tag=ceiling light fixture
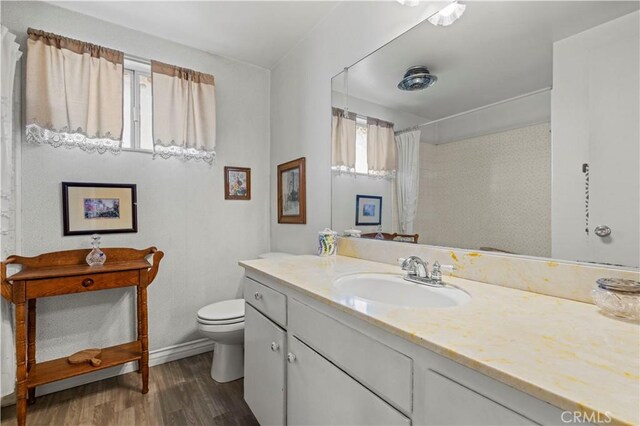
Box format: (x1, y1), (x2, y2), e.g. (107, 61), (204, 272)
(427, 1), (466, 27)
(396, 0), (420, 7)
(397, 66), (438, 91)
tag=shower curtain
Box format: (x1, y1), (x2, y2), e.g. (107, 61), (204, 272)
(395, 130), (421, 233)
(1, 25), (22, 399)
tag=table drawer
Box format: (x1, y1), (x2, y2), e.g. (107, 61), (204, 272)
(244, 277), (287, 327)
(26, 270), (139, 298)
(289, 299), (413, 413)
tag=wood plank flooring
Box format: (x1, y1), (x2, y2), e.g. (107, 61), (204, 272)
(1, 353), (258, 426)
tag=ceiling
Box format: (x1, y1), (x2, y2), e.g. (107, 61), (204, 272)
(332, 1), (639, 121)
(49, 1), (339, 69)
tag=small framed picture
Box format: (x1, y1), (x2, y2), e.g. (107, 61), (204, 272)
(224, 167), (251, 200)
(355, 195), (382, 226)
(62, 182), (137, 236)
(278, 157), (306, 224)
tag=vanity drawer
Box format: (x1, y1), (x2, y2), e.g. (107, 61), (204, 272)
(244, 277), (287, 327)
(26, 270), (139, 298)
(289, 299), (413, 413)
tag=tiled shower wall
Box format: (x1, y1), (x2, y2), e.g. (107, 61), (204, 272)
(416, 123), (551, 257)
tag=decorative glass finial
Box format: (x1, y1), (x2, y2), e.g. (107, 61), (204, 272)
(86, 234), (106, 266)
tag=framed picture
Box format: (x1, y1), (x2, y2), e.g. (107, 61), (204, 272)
(278, 157), (306, 224)
(224, 166), (251, 200)
(62, 182), (137, 236)
(355, 195), (382, 226)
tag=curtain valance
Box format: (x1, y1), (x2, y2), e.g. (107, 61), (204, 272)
(331, 107), (356, 173)
(25, 28), (124, 154)
(151, 60), (216, 164)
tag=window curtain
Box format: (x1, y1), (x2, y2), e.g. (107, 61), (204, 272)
(395, 130), (421, 233)
(151, 61), (216, 164)
(1, 25), (22, 399)
(331, 107), (356, 173)
(25, 28), (124, 154)
(367, 117), (396, 177)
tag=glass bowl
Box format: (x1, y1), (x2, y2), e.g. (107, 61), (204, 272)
(592, 278), (640, 320)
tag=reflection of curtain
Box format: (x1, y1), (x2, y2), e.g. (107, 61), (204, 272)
(151, 60), (216, 164)
(25, 28), (124, 154)
(367, 117), (396, 177)
(331, 108), (356, 173)
(1, 25), (21, 399)
(395, 130), (421, 233)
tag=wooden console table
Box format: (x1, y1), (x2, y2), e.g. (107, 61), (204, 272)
(1, 247), (164, 426)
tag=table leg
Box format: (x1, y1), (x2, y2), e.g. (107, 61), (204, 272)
(27, 299), (36, 404)
(137, 285), (149, 394)
(136, 288), (142, 374)
(15, 289), (27, 426)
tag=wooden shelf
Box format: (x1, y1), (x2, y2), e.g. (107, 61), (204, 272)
(10, 260), (151, 281)
(27, 341), (142, 388)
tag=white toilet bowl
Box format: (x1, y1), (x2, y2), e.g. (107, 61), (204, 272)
(197, 299), (245, 383)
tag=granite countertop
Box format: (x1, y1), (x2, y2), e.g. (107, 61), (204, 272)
(239, 255), (640, 426)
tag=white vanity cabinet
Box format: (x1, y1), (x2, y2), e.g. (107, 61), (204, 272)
(243, 272), (566, 426)
(287, 336), (410, 426)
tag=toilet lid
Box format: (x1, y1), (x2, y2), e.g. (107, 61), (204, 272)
(198, 316), (245, 326)
(197, 299), (245, 321)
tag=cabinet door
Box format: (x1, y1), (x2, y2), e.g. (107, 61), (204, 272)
(423, 370), (536, 425)
(287, 336), (410, 426)
(244, 303), (286, 426)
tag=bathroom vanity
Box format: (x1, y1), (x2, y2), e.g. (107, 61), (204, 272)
(240, 255), (639, 426)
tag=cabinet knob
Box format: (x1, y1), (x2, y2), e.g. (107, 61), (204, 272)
(254, 292), (262, 300)
(594, 225), (612, 237)
(287, 353), (296, 363)
(270, 342), (280, 352)
(81, 278), (94, 288)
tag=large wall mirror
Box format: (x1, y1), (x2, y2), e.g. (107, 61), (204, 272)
(331, 1), (639, 268)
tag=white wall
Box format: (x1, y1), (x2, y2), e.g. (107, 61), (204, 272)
(416, 123), (551, 257)
(551, 11), (639, 267)
(270, 1), (445, 254)
(1, 1), (270, 361)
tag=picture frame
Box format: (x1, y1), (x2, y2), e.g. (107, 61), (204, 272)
(62, 182), (138, 236)
(224, 166), (251, 200)
(277, 157), (306, 224)
(355, 195), (382, 226)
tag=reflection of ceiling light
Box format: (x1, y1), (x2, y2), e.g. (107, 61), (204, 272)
(427, 1), (466, 26)
(396, 0), (420, 7)
(398, 66), (438, 91)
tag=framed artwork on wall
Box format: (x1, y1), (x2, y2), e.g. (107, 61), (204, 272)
(278, 157), (306, 224)
(62, 182), (138, 236)
(224, 166), (251, 200)
(355, 195), (382, 226)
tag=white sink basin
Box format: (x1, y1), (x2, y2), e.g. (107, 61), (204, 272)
(334, 273), (470, 309)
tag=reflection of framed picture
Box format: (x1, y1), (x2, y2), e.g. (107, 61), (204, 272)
(224, 166), (251, 200)
(278, 157), (306, 224)
(62, 182), (137, 236)
(355, 195), (382, 226)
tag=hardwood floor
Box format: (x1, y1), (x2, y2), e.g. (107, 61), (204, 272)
(1, 353), (258, 426)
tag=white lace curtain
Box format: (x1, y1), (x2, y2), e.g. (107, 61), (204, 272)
(151, 61), (216, 164)
(1, 25), (22, 399)
(395, 130), (421, 233)
(367, 117), (396, 177)
(331, 107), (356, 173)
(25, 28), (124, 154)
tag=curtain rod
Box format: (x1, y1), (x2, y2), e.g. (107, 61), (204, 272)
(394, 86), (552, 135)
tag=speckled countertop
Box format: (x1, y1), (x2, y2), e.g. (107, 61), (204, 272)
(240, 255), (640, 426)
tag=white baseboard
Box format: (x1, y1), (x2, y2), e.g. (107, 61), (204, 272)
(0, 338), (215, 406)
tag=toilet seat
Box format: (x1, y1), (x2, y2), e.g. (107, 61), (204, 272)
(197, 299), (244, 323)
(197, 316), (244, 325)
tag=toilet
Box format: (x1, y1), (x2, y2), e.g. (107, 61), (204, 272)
(197, 252), (292, 382)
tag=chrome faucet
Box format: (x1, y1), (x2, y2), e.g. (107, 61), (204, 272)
(400, 257), (452, 287)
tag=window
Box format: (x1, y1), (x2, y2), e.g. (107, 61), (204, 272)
(122, 59), (154, 151)
(355, 116), (368, 174)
